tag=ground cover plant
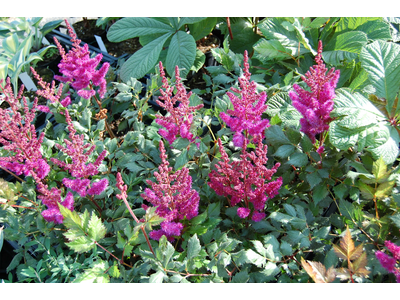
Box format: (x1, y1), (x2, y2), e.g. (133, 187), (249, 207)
(1, 17), (400, 283)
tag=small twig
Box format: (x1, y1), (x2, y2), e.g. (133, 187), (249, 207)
(0, 165), (25, 182)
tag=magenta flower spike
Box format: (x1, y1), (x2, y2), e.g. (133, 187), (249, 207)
(376, 239), (400, 282)
(53, 19), (109, 99)
(0, 78), (50, 180)
(208, 138), (282, 222)
(220, 50), (270, 148)
(289, 40), (340, 144)
(155, 62), (203, 145)
(141, 140), (200, 241)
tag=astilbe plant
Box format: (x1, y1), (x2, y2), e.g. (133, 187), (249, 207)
(141, 140), (200, 241)
(0, 78), (73, 223)
(376, 239), (400, 282)
(220, 50), (269, 148)
(289, 40), (340, 152)
(155, 62), (204, 145)
(208, 51), (282, 221)
(208, 138), (282, 221)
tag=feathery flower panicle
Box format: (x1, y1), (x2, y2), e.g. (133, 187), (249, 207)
(141, 140), (199, 241)
(155, 62), (203, 145)
(220, 51), (269, 148)
(30, 67), (71, 113)
(376, 238), (400, 282)
(0, 78), (74, 224)
(289, 40), (340, 144)
(51, 109), (108, 196)
(53, 19), (109, 99)
(208, 138), (282, 221)
(0, 78), (50, 180)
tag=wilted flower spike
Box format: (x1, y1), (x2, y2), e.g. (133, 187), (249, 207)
(155, 62), (203, 145)
(141, 140), (199, 241)
(220, 50), (269, 147)
(289, 40), (340, 143)
(54, 19), (109, 99)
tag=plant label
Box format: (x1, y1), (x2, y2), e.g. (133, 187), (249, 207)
(19, 72), (37, 92)
(95, 35), (108, 53)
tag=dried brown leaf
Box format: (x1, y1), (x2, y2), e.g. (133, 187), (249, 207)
(332, 244), (347, 260)
(349, 243), (364, 261)
(335, 267), (351, 281)
(340, 228), (355, 257)
(352, 252), (370, 278)
(301, 257), (336, 283)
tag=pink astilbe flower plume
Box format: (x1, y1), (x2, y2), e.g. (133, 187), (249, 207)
(0, 78), (73, 224)
(208, 138), (282, 221)
(155, 62), (203, 145)
(51, 109), (108, 197)
(0, 78), (50, 180)
(220, 50), (270, 148)
(289, 40), (340, 144)
(141, 140), (200, 241)
(53, 19), (109, 99)
(376, 238), (400, 282)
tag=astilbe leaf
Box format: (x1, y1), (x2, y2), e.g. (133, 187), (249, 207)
(301, 257), (336, 283)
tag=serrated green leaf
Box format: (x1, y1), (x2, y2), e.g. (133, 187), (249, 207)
(120, 32), (171, 81)
(265, 125), (292, 146)
(306, 172), (322, 189)
(274, 144), (295, 159)
(187, 234), (201, 260)
(166, 31), (196, 78)
(188, 17), (217, 41)
(107, 17), (173, 42)
(288, 152), (308, 167)
(360, 40), (400, 112)
(87, 213), (107, 242)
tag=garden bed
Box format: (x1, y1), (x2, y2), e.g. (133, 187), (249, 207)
(1, 17), (400, 284)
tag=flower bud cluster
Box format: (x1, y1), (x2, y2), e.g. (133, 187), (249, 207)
(289, 40), (340, 144)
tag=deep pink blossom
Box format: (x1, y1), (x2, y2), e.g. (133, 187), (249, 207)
(220, 50), (269, 147)
(51, 109), (107, 179)
(141, 140), (199, 241)
(289, 40), (340, 143)
(376, 238), (400, 282)
(208, 138), (282, 221)
(155, 62), (203, 145)
(87, 178), (109, 196)
(53, 19), (109, 99)
(0, 78), (50, 180)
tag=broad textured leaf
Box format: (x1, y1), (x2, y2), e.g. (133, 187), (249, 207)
(177, 17), (207, 28)
(188, 17), (217, 41)
(360, 40), (400, 112)
(323, 31), (368, 66)
(120, 32), (171, 81)
(287, 152), (308, 167)
(0, 226), (3, 253)
(258, 18), (309, 58)
(165, 31), (196, 78)
(273, 144), (295, 159)
(330, 88), (399, 164)
(254, 39), (293, 61)
(2, 33), (19, 55)
(266, 92), (302, 128)
(107, 17), (173, 42)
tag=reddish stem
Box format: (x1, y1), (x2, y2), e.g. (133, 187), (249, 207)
(226, 17), (233, 40)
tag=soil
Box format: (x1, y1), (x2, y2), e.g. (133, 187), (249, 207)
(73, 18), (142, 58)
